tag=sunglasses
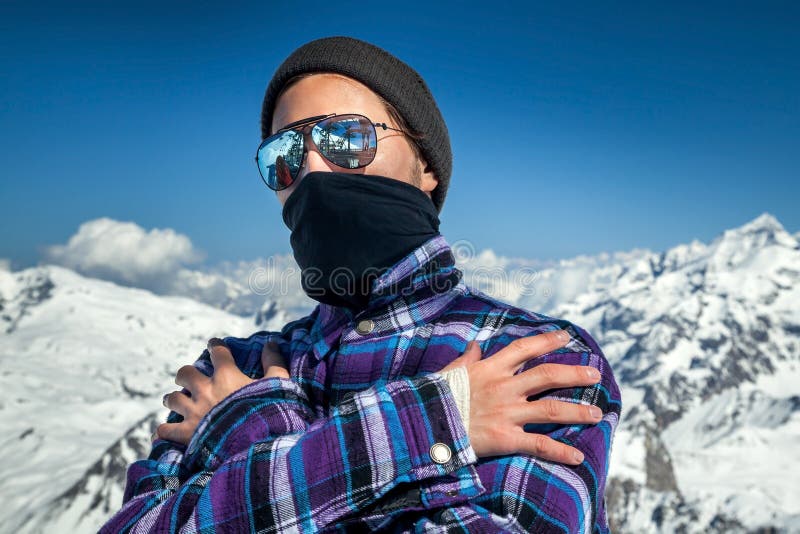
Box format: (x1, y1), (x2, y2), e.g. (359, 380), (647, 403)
(255, 113), (407, 191)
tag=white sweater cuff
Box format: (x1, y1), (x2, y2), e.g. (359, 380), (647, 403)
(436, 366), (470, 433)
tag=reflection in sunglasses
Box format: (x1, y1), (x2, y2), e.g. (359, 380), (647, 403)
(275, 156), (292, 189)
(257, 113), (405, 190)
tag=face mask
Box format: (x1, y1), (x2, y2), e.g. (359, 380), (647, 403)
(282, 171), (441, 310)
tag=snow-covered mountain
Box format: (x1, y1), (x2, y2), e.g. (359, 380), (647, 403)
(553, 213), (800, 532)
(455, 213), (799, 531)
(0, 266), (290, 532)
(1, 213), (798, 533)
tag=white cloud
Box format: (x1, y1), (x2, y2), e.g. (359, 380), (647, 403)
(41, 218), (657, 320)
(44, 218), (203, 293)
(455, 243), (653, 315)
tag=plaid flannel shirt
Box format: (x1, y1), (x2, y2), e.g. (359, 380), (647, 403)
(100, 235), (621, 533)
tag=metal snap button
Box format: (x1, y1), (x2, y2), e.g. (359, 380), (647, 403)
(355, 319), (375, 335)
(430, 442), (452, 464)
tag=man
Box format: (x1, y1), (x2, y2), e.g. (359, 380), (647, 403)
(101, 36), (621, 533)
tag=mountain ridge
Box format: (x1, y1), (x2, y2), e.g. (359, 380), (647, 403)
(1, 213), (798, 533)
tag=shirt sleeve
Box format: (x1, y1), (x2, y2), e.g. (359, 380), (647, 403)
(99, 373), (483, 533)
(115, 376), (313, 508)
(185, 363), (471, 474)
(182, 377), (314, 471)
(479, 322), (622, 533)
(364, 324), (621, 534)
(142, 335), (315, 473)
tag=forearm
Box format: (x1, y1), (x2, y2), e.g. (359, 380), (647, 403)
(102, 373), (482, 532)
(182, 377), (314, 471)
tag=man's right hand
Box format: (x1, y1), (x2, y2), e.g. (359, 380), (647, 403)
(440, 329), (602, 465)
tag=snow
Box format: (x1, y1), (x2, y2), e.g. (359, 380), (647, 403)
(663, 386), (800, 528)
(550, 213), (800, 532)
(608, 386), (647, 485)
(0, 266), (260, 532)
(1, 213), (799, 533)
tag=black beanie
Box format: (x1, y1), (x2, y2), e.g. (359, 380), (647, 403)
(260, 36), (452, 213)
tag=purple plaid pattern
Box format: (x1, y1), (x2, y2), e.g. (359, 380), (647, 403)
(100, 235), (621, 533)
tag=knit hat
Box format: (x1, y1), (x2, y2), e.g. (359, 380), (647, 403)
(260, 36), (452, 213)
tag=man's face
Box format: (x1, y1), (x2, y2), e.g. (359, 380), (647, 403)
(270, 73), (438, 206)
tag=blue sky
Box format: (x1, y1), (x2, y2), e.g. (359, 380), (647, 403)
(1, 1), (798, 269)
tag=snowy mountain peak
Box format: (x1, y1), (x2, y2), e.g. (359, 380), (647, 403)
(736, 212), (785, 234)
(699, 213), (797, 276)
(714, 212), (796, 251)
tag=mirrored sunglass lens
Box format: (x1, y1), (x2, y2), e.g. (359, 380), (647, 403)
(257, 130), (303, 189)
(311, 116), (377, 169)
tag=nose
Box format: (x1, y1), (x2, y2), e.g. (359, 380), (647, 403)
(277, 144), (334, 206)
(277, 134), (358, 206)
(295, 144), (335, 183)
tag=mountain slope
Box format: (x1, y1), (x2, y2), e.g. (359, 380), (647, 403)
(552, 213), (800, 532)
(0, 266), (284, 533)
(1, 213), (798, 533)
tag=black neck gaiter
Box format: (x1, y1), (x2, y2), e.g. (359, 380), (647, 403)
(282, 171), (441, 311)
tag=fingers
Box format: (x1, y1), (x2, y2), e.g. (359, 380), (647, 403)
(155, 422), (192, 446)
(175, 364), (208, 391)
(261, 341), (289, 379)
(514, 363), (601, 397)
(208, 338), (236, 372)
(508, 398), (603, 426)
(513, 431), (586, 465)
(439, 340), (482, 373)
(162, 390), (192, 416)
(496, 330), (570, 374)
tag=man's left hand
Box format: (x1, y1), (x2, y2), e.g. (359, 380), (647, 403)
(154, 339), (289, 445)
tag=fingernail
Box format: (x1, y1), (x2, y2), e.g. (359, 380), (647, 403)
(573, 451), (584, 463)
(208, 338), (226, 350)
(162, 393), (169, 408)
(586, 368), (600, 380)
(556, 329), (570, 342)
(589, 406), (602, 419)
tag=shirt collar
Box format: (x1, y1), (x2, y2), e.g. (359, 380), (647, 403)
(309, 234), (464, 359)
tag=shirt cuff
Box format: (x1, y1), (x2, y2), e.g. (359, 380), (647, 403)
(390, 372), (482, 508)
(379, 373), (478, 482)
